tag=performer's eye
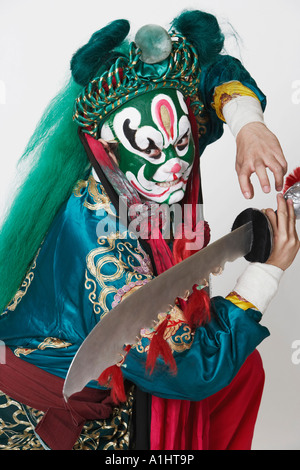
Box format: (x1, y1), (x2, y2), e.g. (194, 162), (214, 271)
(144, 148), (162, 158)
(176, 132), (189, 151)
(143, 140), (162, 159)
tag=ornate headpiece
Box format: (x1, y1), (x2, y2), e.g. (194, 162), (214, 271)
(73, 26), (203, 137)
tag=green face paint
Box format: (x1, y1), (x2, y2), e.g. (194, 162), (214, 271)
(100, 89), (195, 204)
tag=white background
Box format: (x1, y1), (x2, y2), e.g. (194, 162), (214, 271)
(0, 0), (299, 450)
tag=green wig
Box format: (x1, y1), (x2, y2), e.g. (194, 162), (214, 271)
(0, 79), (90, 312)
(0, 10), (225, 313)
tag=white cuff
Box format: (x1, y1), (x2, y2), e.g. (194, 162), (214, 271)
(234, 262), (283, 314)
(222, 96), (265, 138)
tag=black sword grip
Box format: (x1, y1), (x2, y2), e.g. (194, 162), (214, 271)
(231, 208), (272, 263)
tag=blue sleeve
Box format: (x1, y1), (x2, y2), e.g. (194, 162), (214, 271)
(122, 296), (270, 401)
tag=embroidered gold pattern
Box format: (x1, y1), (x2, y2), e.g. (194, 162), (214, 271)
(78, 389), (134, 451)
(73, 178), (88, 197)
(133, 305), (194, 354)
(38, 337), (72, 350)
(85, 232), (153, 317)
(189, 94), (209, 136)
(5, 249), (41, 313)
(74, 174), (116, 215)
(0, 392), (44, 450)
(14, 347), (36, 358)
(14, 337), (72, 358)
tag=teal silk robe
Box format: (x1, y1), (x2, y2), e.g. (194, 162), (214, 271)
(0, 173), (269, 401)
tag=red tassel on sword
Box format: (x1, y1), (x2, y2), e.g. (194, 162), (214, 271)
(183, 284), (211, 330)
(146, 315), (177, 375)
(283, 167), (300, 194)
(98, 365), (126, 404)
(98, 345), (131, 404)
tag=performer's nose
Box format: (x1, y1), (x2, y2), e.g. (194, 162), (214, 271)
(171, 163), (181, 174)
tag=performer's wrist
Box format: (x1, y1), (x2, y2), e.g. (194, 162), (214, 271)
(233, 262), (283, 314)
(223, 95), (265, 139)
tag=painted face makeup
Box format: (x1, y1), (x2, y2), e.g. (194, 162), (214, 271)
(100, 89), (195, 205)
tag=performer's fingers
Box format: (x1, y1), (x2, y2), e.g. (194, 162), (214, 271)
(255, 162), (271, 194)
(276, 193), (289, 234)
(238, 172), (254, 199)
(264, 208), (278, 234)
(287, 198), (298, 238)
(268, 158), (286, 192)
(272, 146), (288, 177)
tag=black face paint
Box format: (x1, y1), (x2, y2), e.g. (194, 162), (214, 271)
(123, 119), (161, 159)
(123, 119), (143, 152)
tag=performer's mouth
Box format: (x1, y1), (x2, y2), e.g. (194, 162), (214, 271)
(156, 176), (186, 188)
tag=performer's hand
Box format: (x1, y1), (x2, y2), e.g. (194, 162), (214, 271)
(265, 193), (300, 271)
(235, 122), (287, 199)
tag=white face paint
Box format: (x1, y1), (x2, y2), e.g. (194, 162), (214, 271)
(101, 90), (195, 204)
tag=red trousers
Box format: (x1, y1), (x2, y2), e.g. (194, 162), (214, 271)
(151, 350), (265, 450)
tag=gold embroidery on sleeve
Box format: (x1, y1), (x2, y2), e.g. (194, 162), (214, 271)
(133, 306), (194, 354)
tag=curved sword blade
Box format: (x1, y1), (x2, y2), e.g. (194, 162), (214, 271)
(63, 222), (253, 400)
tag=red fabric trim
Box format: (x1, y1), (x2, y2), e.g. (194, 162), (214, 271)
(0, 347), (114, 450)
(148, 105), (213, 449)
(150, 351), (265, 450)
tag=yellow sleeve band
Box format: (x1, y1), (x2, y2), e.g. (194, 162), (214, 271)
(226, 291), (258, 311)
(213, 81), (260, 122)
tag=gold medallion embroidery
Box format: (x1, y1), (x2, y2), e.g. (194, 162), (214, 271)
(85, 232), (153, 317)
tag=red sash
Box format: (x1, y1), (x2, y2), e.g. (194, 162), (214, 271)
(0, 347), (114, 450)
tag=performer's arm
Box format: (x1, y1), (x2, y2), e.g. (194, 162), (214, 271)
(121, 192), (299, 402)
(230, 193), (299, 310)
(200, 55), (287, 199)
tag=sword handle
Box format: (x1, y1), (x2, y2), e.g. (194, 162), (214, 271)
(232, 186), (300, 263)
(231, 208), (272, 263)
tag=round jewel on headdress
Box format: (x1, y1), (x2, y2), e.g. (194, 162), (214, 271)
(135, 24), (173, 64)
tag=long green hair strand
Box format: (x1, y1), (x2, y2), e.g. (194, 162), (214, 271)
(0, 78), (90, 312)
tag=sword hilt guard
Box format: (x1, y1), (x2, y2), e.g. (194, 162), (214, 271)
(231, 208), (273, 263)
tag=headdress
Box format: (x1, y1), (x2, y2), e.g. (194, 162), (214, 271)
(73, 31), (202, 137)
(71, 10), (225, 136)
